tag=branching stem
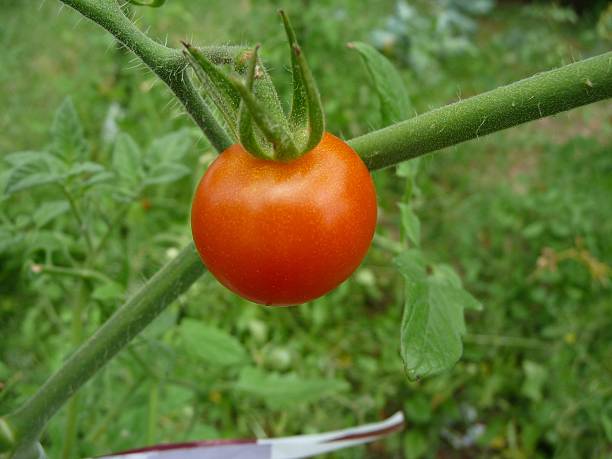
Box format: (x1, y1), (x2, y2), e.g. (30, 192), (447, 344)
(350, 51), (612, 169)
(60, 0), (232, 152)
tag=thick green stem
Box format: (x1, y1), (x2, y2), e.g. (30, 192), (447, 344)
(61, 281), (88, 459)
(60, 0), (232, 152)
(350, 51), (612, 170)
(5, 244), (205, 447)
(10, 441), (45, 459)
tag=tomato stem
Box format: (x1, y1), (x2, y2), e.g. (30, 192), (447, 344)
(350, 51), (612, 169)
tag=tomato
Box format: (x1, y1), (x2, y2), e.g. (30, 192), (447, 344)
(191, 132), (377, 306)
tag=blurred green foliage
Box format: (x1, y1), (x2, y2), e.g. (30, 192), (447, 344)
(1, 1), (611, 458)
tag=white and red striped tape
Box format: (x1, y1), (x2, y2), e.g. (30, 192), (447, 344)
(96, 412), (404, 459)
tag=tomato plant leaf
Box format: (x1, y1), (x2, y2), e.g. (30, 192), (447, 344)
(50, 97), (88, 164)
(429, 264), (462, 288)
(112, 133), (143, 186)
(82, 170), (114, 188)
(33, 201), (70, 228)
(3, 151), (66, 195)
(400, 278), (477, 380)
(65, 162), (106, 177)
(146, 129), (194, 166)
(235, 367), (349, 409)
(4, 151), (52, 167)
(394, 249), (427, 282)
(179, 319), (248, 367)
(5, 164), (62, 195)
(399, 203), (421, 247)
(144, 163), (190, 186)
(349, 41), (412, 126)
(430, 264), (482, 311)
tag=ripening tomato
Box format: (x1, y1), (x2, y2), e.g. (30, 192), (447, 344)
(191, 132), (377, 306)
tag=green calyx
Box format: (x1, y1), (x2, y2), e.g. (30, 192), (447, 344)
(183, 10), (325, 161)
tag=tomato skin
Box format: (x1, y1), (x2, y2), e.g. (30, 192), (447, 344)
(191, 132), (377, 306)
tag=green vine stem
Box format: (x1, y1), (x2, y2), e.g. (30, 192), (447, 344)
(60, 0), (232, 152)
(3, 244), (205, 450)
(0, 0), (610, 454)
(352, 51), (612, 170)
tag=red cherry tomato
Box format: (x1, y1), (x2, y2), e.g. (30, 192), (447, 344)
(191, 132), (377, 306)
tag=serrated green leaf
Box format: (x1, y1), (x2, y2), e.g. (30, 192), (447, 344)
(399, 203), (421, 246)
(144, 163), (190, 186)
(83, 171), (114, 187)
(113, 133), (143, 185)
(430, 264), (463, 288)
(349, 41), (412, 126)
(33, 201), (70, 227)
(179, 319), (248, 367)
(431, 264), (482, 311)
(65, 162), (105, 177)
(401, 278), (478, 379)
(394, 249), (427, 282)
(4, 151), (51, 167)
(5, 161), (63, 195)
(4, 151), (65, 169)
(146, 130), (194, 167)
(51, 97), (88, 164)
(235, 367), (349, 409)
